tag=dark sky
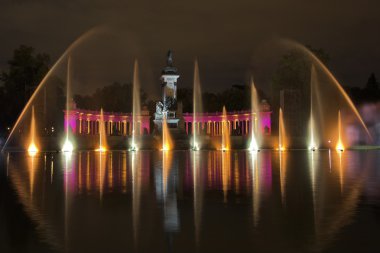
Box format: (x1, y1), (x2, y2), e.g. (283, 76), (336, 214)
(1, 0), (379, 98)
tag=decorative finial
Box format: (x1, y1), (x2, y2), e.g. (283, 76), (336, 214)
(167, 50), (173, 66)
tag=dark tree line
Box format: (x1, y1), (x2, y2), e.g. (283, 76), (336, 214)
(74, 82), (148, 112)
(0, 45), (60, 138)
(177, 85), (268, 113)
(346, 73), (380, 104)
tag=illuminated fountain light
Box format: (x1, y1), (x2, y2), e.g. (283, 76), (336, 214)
(129, 144), (139, 152)
(131, 59), (141, 152)
(309, 66), (318, 151)
(309, 104), (318, 151)
(62, 56), (74, 154)
(221, 106), (230, 152)
(161, 116), (172, 151)
(28, 106), (38, 156)
(96, 108), (107, 152)
(28, 143), (38, 156)
(249, 140), (259, 152)
(96, 146), (107, 152)
(336, 110), (345, 152)
(62, 139), (74, 153)
(280, 39), (372, 143)
(249, 78), (260, 152)
(278, 107), (286, 151)
(192, 142), (200, 151)
(192, 60), (203, 151)
(309, 114), (318, 151)
(2, 27), (104, 152)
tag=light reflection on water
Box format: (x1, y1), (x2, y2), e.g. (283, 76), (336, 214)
(3, 150), (380, 252)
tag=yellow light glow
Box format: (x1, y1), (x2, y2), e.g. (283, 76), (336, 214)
(192, 142), (199, 151)
(130, 145), (139, 152)
(96, 146), (107, 152)
(28, 143), (38, 156)
(249, 140), (259, 151)
(336, 110), (344, 152)
(336, 142), (344, 152)
(308, 145), (318, 151)
(62, 139), (74, 153)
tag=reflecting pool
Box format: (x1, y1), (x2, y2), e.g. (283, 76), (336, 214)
(1, 150), (380, 252)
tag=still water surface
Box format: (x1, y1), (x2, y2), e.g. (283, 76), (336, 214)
(1, 150), (380, 253)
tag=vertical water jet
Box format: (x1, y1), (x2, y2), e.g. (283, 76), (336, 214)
(278, 108), (286, 151)
(162, 117), (173, 151)
(97, 108), (107, 152)
(221, 106), (230, 151)
(2, 27), (105, 152)
(280, 40), (372, 141)
(28, 106), (38, 155)
(336, 110), (344, 152)
(131, 60), (141, 151)
(309, 66), (317, 151)
(192, 60), (203, 150)
(249, 78), (259, 151)
(62, 56), (74, 153)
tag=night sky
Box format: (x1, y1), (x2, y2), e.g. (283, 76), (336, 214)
(0, 0), (379, 97)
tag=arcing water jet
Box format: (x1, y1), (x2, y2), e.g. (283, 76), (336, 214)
(280, 39), (372, 142)
(2, 26), (106, 152)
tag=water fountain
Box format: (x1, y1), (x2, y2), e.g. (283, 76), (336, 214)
(2, 27), (105, 152)
(249, 78), (260, 151)
(28, 106), (38, 155)
(97, 108), (107, 152)
(162, 117), (173, 151)
(130, 60), (141, 151)
(278, 108), (286, 151)
(281, 40), (372, 143)
(1, 33), (375, 155)
(192, 60), (203, 150)
(336, 110), (344, 152)
(221, 106), (230, 151)
(62, 57), (74, 153)
(309, 66), (317, 151)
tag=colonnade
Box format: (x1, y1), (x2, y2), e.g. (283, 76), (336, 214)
(185, 119), (253, 136)
(65, 110), (151, 136)
(77, 119), (142, 136)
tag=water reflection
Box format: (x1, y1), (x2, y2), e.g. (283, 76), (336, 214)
(3, 150), (380, 252)
(191, 151), (203, 247)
